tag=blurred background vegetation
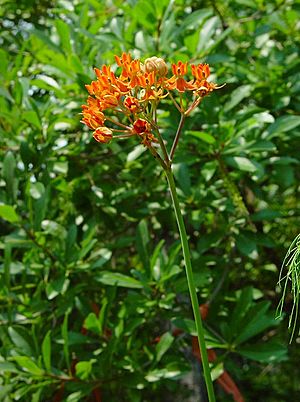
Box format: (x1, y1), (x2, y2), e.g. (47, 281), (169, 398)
(0, 0), (300, 401)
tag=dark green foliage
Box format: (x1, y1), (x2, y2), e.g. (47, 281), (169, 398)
(0, 0), (299, 401)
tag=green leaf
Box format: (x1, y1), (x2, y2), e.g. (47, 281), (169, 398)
(31, 28), (63, 53)
(53, 161), (68, 174)
(171, 318), (197, 336)
(127, 144), (146, 162)
(186, 130), (216, 144)
(115, 317), (124, 338)
(95, 271), (144, 289)
(247, 140), (276, 152)
(3, 151), (17, 202)
(62, 313), (70, 370)
(46, 276), (70, 300)
(0, 362), (19, 373)
(0, 48), (9, 75)
(75, 360), (95, 380)
(90, 248), (112, 269)
(33, 187), (49, 231)
(173, 163), (191, 196)
(266, 115), (300, 138)
(42, 331), (51, 372)
(159, 9), (177, 51)
(29, 182), (45, 200)
(153, 0), (171, 18)
(3, 242), (11, 275)
(150, 239), (165, 281)
(235, 0), (257, 8)
(136, 219), (150, 274)
(78, 238), (97, 260)
(55, 20), (72, 54)
(98, 298), (109, 334)
(211, 362), (224, 381)
(84, 313), (101, 334)
(0, 86), (14, 103)
(13, 356), (44, 376)
(252, 209), (282, 221)
(197, 16), (219, 53)
(229, 287), (253, 338)
(8, 327), (33, 356)
(0, 204), (19, 223)
(145, 363), (183, 382)
(65, 331), (91, 346)
(41, 220), (67, 238)
(269, 156), (299, 165)
(235, 302), (277, 344)
(156, 332), (174, 362)
(224, 85), (252, 112)
(0, 385), (14, 399)
(23, 110), (41, 129)
(239, 342), (287, 362)
(181, 9), (213, 32)
(131, 1), (156, 31)
(3, 151), (16, 178)
(236, 234), (258, 259)
(201, 161), (217, 181)
(20, 141), (36, 169)
(225, 156), (259, 173)
(66, 392), (85, 402)
(32, 388), (43, 402)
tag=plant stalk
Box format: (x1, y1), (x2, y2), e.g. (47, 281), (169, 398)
(164, 167), (216, 402)
(170, 113), (185, 161)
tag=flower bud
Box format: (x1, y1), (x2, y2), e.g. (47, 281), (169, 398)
(93, 127), (113, 143)
(133, 118), (151, 134)
(143, 56), (168, 76)
(124, 96), (140, 113)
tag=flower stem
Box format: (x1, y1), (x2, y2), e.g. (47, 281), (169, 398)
(170, 113), (185, 161)
(164, 167), (216, 402)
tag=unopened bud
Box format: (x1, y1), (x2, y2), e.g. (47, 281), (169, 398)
(143, 56), (168, 76)
(133, 118), (151, 134)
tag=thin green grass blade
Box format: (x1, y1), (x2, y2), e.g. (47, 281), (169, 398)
(277, 234), (300, 342)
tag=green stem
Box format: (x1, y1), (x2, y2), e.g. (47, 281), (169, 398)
(165, 167), (216, 402)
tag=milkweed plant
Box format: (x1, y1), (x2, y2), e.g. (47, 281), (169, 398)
(81, 52), (224, 402)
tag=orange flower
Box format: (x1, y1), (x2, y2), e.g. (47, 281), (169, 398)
(132, 118), (158, 147)
(115, 53), (142, 88)
(166, 61), (193, 92)
(171, 60), (188, 76)
(124, 96), (140, 113)
(115, 52), (132, 67)
(194, 80), (218, 97)
(133, 118), (151, 134)
(190, 63), (221, 96)
(93, 127), (113, 143)
(191, 63), (210, 81)
(98, 66), (129, 94)
(81, 53), (221, 146)
(136, 71), (163, 100)
(136, 71), (155, 88)
(87, 65), (128, 101)
(81, 97), (105, 130)
(99, 93), (120, 110)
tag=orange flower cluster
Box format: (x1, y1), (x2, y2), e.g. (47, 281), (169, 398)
(81, 53), (218, 145)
